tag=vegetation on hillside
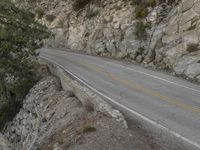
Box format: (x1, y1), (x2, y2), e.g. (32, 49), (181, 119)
(0, 0), (49, 129)
(72, 0), (92, 11)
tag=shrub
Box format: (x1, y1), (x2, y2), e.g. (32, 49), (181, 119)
(86, 8), (99, 19)
(145, 21), (152, 29)
(35, 7), (44, 19)
(72, 0), (91, 11)
(130, 0), (159, 6)
(58, 18), (65, 28)
(128, 0), (160, 18)
(0, 101), (21, 130)
(135, 5), (149, 19)
(186, 43), (200, 53)
(138, 47), (145, 53)
(147, 0), (157, 7)
(135, 21), (147, 40)
(45, 14), (56, 22)
(82, 125), (96, 133)
(0, 0), (49, 130)
(131, 0), (141, 5)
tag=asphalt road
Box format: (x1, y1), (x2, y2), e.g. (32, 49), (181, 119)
(40, 48), (200, 149)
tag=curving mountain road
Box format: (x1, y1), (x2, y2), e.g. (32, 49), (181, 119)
(40, 48), (200, 149)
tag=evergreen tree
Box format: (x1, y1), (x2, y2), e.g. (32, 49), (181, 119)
(0, 0), (49, 129)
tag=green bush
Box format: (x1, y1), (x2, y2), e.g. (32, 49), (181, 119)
(86, 8), (99, 19)
(82, 125), (96, 133)
(0, 0), (49, 130)
(135, 5), (149, 19)
(35, 7), (44, 19)
(135, 21), (147, 40)
(0, 101), (21, 130)
(130, 0), (159, 7)
(147, 0), (157, 7)
(138, 46), (145, 53)
(58, 18), (65, 28)
(72, 0), (91, 11)
(131, 0), (141, 5)
(45, 14), (56, 22)
(127, 0), (160, 19)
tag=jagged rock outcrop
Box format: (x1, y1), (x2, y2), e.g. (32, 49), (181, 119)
(2, 75), (162, 150)
(0, 134), (12, 150)
(16, 0), (200, 82)
(153, 0), (200, 82)
(3, 76), (62, 150)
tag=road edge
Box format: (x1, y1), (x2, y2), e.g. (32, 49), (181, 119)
(39, 55), (200, 150)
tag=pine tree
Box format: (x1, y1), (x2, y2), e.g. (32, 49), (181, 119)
(0, 0), (49, 129)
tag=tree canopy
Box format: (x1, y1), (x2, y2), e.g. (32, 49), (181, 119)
(0, 0), (49, 129)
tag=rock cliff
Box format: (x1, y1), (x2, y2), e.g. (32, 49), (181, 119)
(2, 75), (170, 150)
(16, 0), (200, 82)
(0, 134), (12, 150)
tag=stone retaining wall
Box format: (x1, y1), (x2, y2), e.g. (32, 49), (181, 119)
(39, 58), (128, 128)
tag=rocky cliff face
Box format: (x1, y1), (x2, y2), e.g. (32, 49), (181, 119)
(0, 134), (12, 150)
(2, 75), (169, 150)
(17, 0), (200, 82)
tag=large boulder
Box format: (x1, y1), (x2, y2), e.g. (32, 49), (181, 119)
(174, 53), (200, 80)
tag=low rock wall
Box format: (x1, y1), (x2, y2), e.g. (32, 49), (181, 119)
(39, 58), (128, 128)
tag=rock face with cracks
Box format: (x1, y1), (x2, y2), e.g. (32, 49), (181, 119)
(0, 134), (12, 150)
(16, 0), (200, 83)
(1, 67), (192, 150)
(1, 75), (158, 150)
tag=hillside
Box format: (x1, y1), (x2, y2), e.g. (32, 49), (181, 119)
(2, 67), (185, 150)
(15, 0), (200, 83)
(1, 1), (200, 149)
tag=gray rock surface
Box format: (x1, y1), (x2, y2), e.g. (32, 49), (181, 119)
(2, 75), (167, 150)
(4, 76), (61, 150)
(174, 52), (200, 80)
(0, 134), (12, 150)
(15, 0), (200, 82)
(13, 0), (200, 82)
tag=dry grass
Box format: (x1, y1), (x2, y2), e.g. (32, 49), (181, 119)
(82, 125), (96, 133)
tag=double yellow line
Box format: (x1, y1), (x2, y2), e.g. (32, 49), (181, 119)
(68, 56), (200, 113)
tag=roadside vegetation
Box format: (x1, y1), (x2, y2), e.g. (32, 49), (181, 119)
(186, 43), (200, 53)
(0, 0), (49, 130)
(72, 0), (92, 11)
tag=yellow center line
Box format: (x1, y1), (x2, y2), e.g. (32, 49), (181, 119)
(68, 57), (200, 113)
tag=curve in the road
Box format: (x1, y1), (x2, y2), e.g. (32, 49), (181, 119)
(40, 48), (200, 149)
